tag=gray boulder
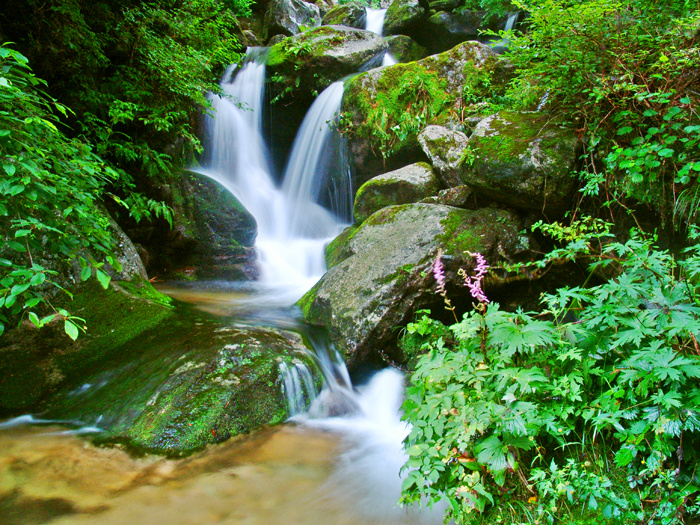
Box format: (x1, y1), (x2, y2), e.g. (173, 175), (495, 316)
(385, 35), (428, 63)
(465, 111), (580, 216)
(264, 0), (321, 41)
(418, 125), (469, 187)
(420, 10), (486, 54)
(384, 0), (428, 39)
(353, 162), (441, 223)
(321, 2), (367, 28)
(299, 203), (530, 365)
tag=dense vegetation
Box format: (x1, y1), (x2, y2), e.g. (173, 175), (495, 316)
(399, 0), (700, 523)
(0, 0), (249, 337)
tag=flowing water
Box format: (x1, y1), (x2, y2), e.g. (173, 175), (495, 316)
(0, 36), (446, 525)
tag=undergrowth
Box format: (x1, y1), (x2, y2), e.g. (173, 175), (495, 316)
(400, 222), (700, 524)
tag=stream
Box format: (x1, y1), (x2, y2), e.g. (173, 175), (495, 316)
(0, 11), (449, 524)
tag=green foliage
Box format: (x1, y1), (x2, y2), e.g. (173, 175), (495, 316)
(0, 44), (120, 338)
(400, 226), (700, 524)
(5, 0), (244, 226)
(505, 0), (700, 227)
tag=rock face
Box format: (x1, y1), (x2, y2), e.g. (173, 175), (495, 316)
(418, 125), (469, 187)
(353, 162), (441, 223)
(321, 2), (367, 28)
(384, 0), (428, 39)
(264, 0), (321, 41)
(421, 10), (486, 54)
(342, 40), (505, 186)
(464, 111), (580, 216)
(169, 172), (258, 280)
(299, 203), (530, 365)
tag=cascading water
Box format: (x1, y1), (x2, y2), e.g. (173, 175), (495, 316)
(365, 7), (398, 66)
(196, 49), (348, 303)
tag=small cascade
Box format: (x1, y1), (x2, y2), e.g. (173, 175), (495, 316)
(365, 8), (387, 35)
(279, 361), (317, 416)
(490, 11), (520, 53)
(196, 49), (349, 302)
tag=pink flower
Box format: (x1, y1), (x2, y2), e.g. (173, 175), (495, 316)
(433, 249), (447, 296)
(462, 252), (490, 305)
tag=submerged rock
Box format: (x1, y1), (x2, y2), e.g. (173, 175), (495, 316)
(264, 0), (321, 41)
(299, 203), (530, 365)
(39, 308), (312, 456)
(353, 162), (441, 223)
(465, 111), (580, 216)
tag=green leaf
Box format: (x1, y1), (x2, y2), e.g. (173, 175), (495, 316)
(24, 297), (42, 308)
(14, 229), (32, 238)
(615, 445), (637, 467)
(28, 311), (40, 328)
(3, 163), (15, 176)
(96, 269), (111, 290)
(81, 266), (92, 281)
(64, 319), (79, 341)
(0, 258), (12, 267)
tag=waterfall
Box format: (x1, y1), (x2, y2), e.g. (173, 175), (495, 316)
(196, 49), (348, 303)
(365, 8), (387, 35)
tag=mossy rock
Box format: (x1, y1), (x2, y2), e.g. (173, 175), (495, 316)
(418, 125), (469, 187)
(264, 0), (321, 41)
(267, 25), (387, 106)
(166, 171), (257, 280)
(299, 203), (531, 365)
(384, 0), (429, 39)
(353, 162), (441, 223)
(0, 279), (174, 414)
(420, 10), (492, 54)
(321, 2), (367, 28)
(464, 111), (581, 216)
(342, 40), (507, 187)
(39, 304), (314, 456)
(385, 35), (428, 63)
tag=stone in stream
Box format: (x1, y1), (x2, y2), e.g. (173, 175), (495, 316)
(321, 2), (368, 29)
(299, 202), (532, 366)
(263, 0), (321, 41)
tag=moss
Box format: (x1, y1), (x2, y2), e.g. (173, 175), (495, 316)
(297, 279), (324, 319)
(324, 225), (358, 268)
(439, 208), (515, 256)
(343, 61), (452, 160)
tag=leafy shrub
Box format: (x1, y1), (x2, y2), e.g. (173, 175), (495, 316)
(505, 0), (700, 227)
(400, 226), (700, 524)
(0, 45), (120, 338)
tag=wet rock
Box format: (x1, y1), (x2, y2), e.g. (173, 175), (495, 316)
(385, 35), (428, 63)
(384, 0), (428, 39)
(321, 2), (367, 28)
(168, 172), (258, 281)
(40, 311), (312, 456)
(264, 0), (321, 41)
(464, 111), (581, 216)
(353, 162), (441, 223)
(299, 203), (531, 365)
(418, 125), (469, 187)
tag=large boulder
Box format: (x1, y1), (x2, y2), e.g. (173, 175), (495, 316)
(299, 203), (530, 365)
(342, 40), (506, 186)
(464, 111), (580, 216)
(419, 10), (491, 55)
(385, 35), (428, 63)
(321, 2), (367, 28)
(267, 25), (387, 163)
(353, 162), (441, 223)
(166, 172), (258, 280)
(264, 0), (321, 41)
(418, 125), (469, 187)
(42, 314), (312, 455)
(384, 0), (428, 39)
